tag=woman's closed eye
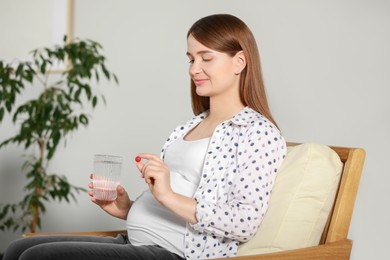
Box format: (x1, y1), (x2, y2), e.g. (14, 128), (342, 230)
(200, 55), (213, 62)
(188, 57), (212, 64)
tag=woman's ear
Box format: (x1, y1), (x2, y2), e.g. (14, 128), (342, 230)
(234, 51), (247, 75)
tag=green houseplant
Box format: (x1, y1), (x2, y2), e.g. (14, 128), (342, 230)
(0, 36), (118, 233)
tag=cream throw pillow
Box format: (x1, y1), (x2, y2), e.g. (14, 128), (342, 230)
(237, 143), (343, 255)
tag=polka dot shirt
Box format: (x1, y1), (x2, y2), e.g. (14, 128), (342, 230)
(161, 107), (287, 259)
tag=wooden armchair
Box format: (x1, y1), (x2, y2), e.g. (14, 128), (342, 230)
(24, 143), (365, 260)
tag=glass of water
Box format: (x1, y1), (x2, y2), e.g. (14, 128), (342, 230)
(93, 154), (122, 201)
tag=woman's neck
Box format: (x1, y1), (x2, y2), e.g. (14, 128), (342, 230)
(206, 80), (245, 122)
(207, 90), (245, 122)
(207, 97), (245, 123)
(184, 97), (244, 141)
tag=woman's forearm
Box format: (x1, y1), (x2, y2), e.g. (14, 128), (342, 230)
(159, 192), (198, 224)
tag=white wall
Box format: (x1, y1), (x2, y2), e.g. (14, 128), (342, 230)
(1, 0), (389, 259)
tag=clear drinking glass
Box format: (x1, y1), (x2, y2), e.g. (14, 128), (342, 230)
(93, 154), (122, 201)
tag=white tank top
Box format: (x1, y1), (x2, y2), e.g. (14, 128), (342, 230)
(127, 136), (210, 257)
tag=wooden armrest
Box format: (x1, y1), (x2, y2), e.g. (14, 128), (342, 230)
(23, 230), (127, 238)
(213, 240), (352, 260)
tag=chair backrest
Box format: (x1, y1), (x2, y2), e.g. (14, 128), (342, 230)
(322, 145), (365, 244)
(288, 143), (366, 244)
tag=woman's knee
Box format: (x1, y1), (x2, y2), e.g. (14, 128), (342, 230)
(18, 244), (48, 260)
(3, 238), (30, 260)
(18, 243), (67, 260)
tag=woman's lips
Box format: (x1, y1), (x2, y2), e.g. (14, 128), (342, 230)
(193, 79), (208, 85)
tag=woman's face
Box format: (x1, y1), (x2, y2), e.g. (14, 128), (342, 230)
(186, 34), (243, 99)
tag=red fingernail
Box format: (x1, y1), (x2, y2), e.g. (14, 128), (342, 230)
(135, 156), (141, 162)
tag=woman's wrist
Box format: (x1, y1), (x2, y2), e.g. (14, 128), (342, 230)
(157, 191), (175, 206)
(160, 192), (198, 224)
(119, 199), (133, 220)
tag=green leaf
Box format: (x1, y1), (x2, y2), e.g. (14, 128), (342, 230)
(24, 69), (34, 83)
(94, 69), (100, 82)
(101, 64), (110, 80)
(0, 107), (4, 121)
(51, 131), (61, 148)
(16, 63), (24, 76)
(5, 100), (12, 112)
(113, 74), (119, 84)
(79, 114), (88, 125)
(84, 85), (92, 100)
(0, 204), (10, 219)
(92, 96), (97, 108)
(40, 61), (46, 74)
(74, 88), (82, 102)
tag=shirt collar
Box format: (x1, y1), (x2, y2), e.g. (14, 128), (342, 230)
(228, 106), (258, 126)
(194, 106), (258, 127)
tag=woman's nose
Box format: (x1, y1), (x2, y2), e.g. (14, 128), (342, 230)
(189, 62), (202, 76)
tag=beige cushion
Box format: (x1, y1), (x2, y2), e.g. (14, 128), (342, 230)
(237, 143), (343, 255)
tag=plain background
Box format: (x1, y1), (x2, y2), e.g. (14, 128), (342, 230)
(1, 0), (389, 259)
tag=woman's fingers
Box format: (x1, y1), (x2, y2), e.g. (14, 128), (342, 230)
(135, 153), (164, 177)
(88, 174), (94, 198)
(134, 154), (163, 183)
(136, 153), (161, 161)
(133, 153), (172, 202)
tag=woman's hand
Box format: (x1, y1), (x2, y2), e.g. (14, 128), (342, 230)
(89, 174), (132, 220)
(135, 154), (173, 204)
(135, 154), (198, 224)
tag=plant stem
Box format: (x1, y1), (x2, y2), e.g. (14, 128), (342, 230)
(30, 138), (45, 233)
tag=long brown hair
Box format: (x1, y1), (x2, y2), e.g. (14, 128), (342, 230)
(187, 14), (279, 128)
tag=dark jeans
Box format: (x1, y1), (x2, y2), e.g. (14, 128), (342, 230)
(3, 234), (184, 260)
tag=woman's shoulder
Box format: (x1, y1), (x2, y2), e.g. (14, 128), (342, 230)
(233, 107), (279, 131)
(243, 108), (287, 151)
